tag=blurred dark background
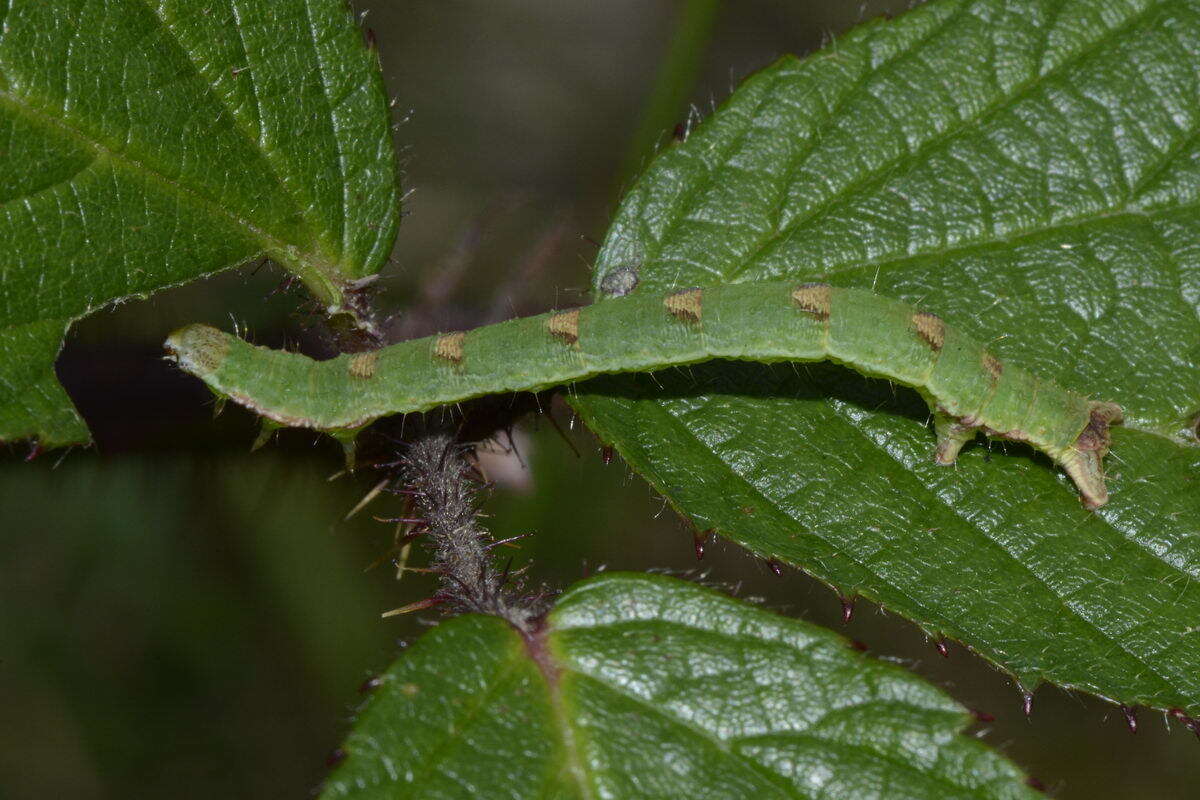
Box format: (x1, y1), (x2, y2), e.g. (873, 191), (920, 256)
(3, 2), (1198, 798)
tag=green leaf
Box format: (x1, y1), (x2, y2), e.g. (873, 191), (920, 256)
(571, 0), (1200, 716)
(0, 0), (399, 446)
(322, 573), (1040, 799)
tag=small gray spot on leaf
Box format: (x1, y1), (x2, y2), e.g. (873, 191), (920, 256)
(599, 265), (639, 297)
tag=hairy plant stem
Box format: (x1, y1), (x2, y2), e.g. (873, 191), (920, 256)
(400, 430), (548, 632)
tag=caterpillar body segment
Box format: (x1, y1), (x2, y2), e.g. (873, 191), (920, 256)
(165, 281), (1121, 507)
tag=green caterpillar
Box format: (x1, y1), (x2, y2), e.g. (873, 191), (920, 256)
(165, 281), (1123, 508)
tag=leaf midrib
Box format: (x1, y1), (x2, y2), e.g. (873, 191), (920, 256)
(0, 88), (273, 246)
(0, 80), (346, 308)
(524, 625), (596, 800)
(297, 0), (351, 262)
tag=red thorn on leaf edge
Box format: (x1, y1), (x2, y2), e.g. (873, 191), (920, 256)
(1169, 708), (1200, 739)
(765, 558), (783, 576)
(1022, 690), (1034, 718)
(25, 440), (42, 462)
(971, 708), (996, 723)
(848, 639), (868, 652)
(693, 529), (711, 561)
(1121, 705), (1137, 734)
(935, 638), (950, 658)
(839, 595), (855, 625)
(325, 748), (348, 769)
(1025, 776), (1046, 793)
(358, 675), (383, 694)
(265, 274), (298, 298)
(600, 445), (614, 465)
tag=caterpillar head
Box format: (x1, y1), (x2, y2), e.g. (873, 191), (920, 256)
(1062, 401), (1124, 510)
(164, 324), (230, 377)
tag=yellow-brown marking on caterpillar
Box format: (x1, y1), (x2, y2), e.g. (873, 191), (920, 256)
(433, 332), (466, 364)
(912, 312), (945, 352)
(791, 283), (832, 321)
(547, 309), (581, 346)
(982, 352), (1003, 382)
(348, 351), (379, 379)
(664, 288), (703, 323)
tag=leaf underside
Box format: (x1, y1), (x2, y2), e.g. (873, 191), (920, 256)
(322, 573), (1040, 800)
(0, 0), (399, 446)
(570, 0), (1200, 716)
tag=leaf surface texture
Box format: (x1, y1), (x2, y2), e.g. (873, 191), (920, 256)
(323, 573), (1039, 800)
(570, 0), (1200, 715)
(0, 0), (399, 444)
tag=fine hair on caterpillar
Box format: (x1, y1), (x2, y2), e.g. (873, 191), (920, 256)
(165, 280), (1123, 508)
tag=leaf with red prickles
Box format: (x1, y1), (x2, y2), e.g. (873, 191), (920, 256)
(571, 0), (1200, 720)
(324, 573), (1043, 798)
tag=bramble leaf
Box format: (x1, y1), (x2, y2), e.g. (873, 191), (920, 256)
(0, 0), (399, 446)
(572, 0), (1200, 717)
(323, 573), (1040, 800)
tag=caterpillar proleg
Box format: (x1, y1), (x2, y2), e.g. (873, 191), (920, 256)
(165, 281), (1122, 508)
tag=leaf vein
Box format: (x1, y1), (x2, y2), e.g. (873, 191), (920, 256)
(732, 0), (1170, 279)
